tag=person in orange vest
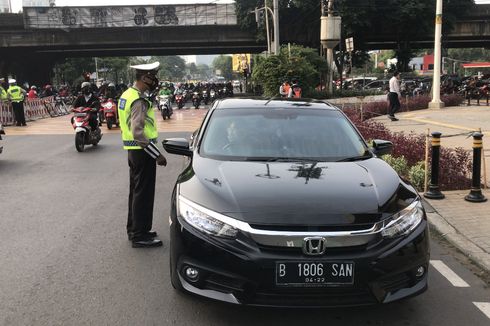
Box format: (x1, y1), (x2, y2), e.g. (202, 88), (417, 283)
(279, 80), (290, 97)
(288, 79), (302, 98)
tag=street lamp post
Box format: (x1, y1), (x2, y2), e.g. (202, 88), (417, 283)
(429, 0), (445, 109)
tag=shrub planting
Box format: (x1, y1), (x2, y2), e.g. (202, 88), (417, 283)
(345, 94), (464, 122)
(344, 109), (472, 191)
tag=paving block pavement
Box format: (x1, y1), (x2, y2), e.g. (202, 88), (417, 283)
(423, 191), (490, 273)
(373, 105), (490, 273)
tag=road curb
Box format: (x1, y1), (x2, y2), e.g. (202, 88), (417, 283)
(426, 210), (490, 273)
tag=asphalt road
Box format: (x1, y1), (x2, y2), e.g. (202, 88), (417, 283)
(1, 133), (490, 326)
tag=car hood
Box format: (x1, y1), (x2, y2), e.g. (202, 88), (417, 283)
(178, 157), (417, 226)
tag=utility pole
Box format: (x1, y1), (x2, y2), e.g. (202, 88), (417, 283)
(273, 0), (280, 55)
(321, 0), (341, 95)
(429, 0), (445, 109)
(264, 1), (271, 55)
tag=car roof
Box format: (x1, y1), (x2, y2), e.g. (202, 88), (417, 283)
(214, 98), (339, 111)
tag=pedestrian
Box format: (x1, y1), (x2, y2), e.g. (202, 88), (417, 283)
(388, 71), (401, 121)
(119, 62), (167, 248)
(7, 79), (27, 126)
(288, 79), (302, 98)
(279, 80), (290, 97)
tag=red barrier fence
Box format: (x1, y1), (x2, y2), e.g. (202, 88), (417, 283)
(0, 101), (14, 125)
(0, 96), (63, 126)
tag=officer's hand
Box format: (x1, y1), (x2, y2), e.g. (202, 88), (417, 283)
(156, 155), (167, 166)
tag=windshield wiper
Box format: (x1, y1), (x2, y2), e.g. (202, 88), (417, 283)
(245, 157), (322, 163)
(336, 154), (372, 162)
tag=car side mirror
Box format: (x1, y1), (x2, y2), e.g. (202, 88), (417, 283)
(163, 138), (193, 157)
(372, 139), (393, 156)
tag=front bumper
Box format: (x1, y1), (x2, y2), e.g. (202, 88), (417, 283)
(171, 218), (430, 307)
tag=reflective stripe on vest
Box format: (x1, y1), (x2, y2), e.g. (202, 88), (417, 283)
(119, 87), (158, 150)
(7, 86), (24, 102)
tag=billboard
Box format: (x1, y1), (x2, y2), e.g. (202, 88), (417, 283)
(232, 54), (251, 73)
(23, 4), (237, 29)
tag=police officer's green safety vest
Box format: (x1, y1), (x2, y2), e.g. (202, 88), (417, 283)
(0, 87), (7, 101)
(7, 85), (24, 102)
(118, 87), (158, 150)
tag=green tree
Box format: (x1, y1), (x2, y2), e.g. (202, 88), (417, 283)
(252, 44), (328, 97)
(150, 55), (186, 81)
(196, 64), (211, 80)
(236, 0), (475, 72)
(212, 55), (233, 80)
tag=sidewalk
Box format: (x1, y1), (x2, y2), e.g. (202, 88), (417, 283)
(375, 105), (490, 274)
(424, 191), (490, 273)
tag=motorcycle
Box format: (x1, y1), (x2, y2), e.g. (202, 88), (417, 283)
(101, 98), (118, 129)
(71, 107), (103, 152)
(0, 123), (5, 155)
(98, 105), (105, 126)
(192, 91), (201, 109)
(174, 93), (185, 110)
(201, 90), (209, 105)
(209, 89), (217, 103)
(158, 94), (173, 120)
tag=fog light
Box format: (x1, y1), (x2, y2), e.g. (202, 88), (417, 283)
(185, 266), (200, 281)
(416, 266), (425, 278)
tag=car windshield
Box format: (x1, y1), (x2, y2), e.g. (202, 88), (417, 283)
(200, 108), (369, 162)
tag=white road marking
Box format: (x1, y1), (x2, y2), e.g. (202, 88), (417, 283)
(430, 260), (470, 287)
(474, 302), (490, 320)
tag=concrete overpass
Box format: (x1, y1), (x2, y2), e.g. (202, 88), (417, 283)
(0, 4), (489, 84)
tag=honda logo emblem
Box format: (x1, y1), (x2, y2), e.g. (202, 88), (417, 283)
(303, 237), (327, 256)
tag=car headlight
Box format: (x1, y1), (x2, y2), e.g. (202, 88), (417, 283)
(381, 200), (424, 238)
(178, 196), (239, 238)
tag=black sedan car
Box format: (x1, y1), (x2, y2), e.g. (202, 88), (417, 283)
(163, 98), (429, 307)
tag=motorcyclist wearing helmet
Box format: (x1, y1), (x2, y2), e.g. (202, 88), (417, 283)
(104, 83), (117, 100)
(73, 81), (101, 132)
(28, 86), (38, 99)
(41, 84), (55, 98)
(158, 83), (172, 97)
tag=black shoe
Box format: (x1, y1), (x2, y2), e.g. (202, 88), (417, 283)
(132, 238), (163, 248)
(16, 123), (21, 126)
(389, 115), (399, 121)
(128, 231), (157, 241)
(22, 123), (27, 126)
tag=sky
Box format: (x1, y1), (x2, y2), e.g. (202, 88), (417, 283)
(9, 0), (490, 14)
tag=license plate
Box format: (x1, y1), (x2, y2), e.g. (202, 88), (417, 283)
(276, 261), (354, 287)
(74, 113), (87, 117)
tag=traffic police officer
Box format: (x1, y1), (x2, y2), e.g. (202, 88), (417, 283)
(7, 79), (27, 126)
(119, 62), (167, 248)
(0, 78), (8, 102)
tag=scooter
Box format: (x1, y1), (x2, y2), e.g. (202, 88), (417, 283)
(174, 93), (185, 110)
(158, 94), (173, 120)
(201, 90), (209, 105)
(192, 91), (201, 109)
(71, 107), (102, 152)
(0, 123), (5, 155)
(102, 98), (118, 129)
(209, 89), (217, 103)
